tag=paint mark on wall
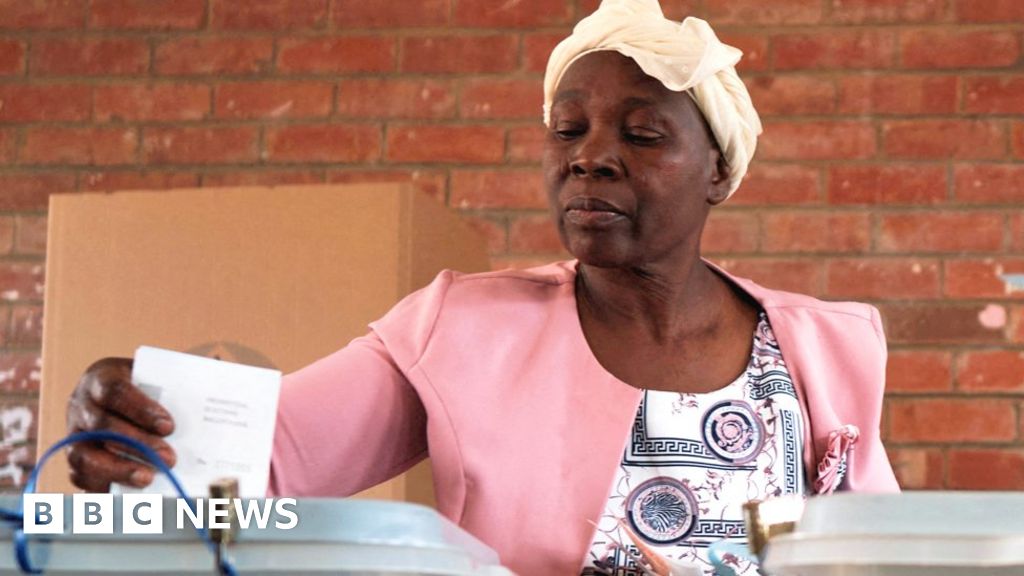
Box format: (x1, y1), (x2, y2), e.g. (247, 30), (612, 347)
(978, 304), (1007, 330)
(0, 405), (34, 486)
(999, 273), (1024, 294)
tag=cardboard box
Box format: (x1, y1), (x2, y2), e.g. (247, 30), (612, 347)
(38, 183), (491, 504)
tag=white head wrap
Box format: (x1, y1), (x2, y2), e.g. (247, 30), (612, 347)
(543, 0), (762, 198)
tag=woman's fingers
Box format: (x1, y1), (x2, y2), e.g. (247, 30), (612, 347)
(94, 412), (177, 468)
(67, 443), (155, 493)
(85, 368), (174, 437)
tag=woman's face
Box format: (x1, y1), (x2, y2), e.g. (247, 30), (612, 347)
(543, 51), (729, 269)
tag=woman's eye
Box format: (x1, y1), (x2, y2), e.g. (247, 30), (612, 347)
(553, 125), (585, 140)
(624, 129), (664, 145)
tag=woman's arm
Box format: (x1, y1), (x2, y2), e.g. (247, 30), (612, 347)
(268, 331), (427, 497)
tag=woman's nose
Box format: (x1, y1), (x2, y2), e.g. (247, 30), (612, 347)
(569, 135), (623, 180)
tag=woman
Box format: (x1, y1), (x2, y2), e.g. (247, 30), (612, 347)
(65, 2), (899, 575)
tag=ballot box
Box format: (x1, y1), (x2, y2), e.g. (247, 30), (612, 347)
(761, 492), (1024, 575)
(0, 496), (513, 575)
(37, 184), (490, 502)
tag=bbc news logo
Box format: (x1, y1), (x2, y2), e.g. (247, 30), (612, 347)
(23, 494), (299, 534)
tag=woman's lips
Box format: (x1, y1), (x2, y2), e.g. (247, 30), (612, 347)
(563, 196), (627, 228)
(564, 208), (626, 227)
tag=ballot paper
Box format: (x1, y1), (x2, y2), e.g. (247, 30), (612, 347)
(113, 346), (282, 498)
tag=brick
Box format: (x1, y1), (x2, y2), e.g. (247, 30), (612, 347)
(0, 0), (86, 29)
(386, 125), (504, 164)
(718, 33), (769, 73)
(277, 37), (395, 74)
(837, 75), (957, 115)
(8, 305), (42, 347)
(965, 76), (1024, 114)
(337, 79), (455, 119)
(1011, 305), (1024, 343)
(956, 350), (1024, 392)
(954, 165), (1024, 204)
(202, 170), (323, 188)
(578, 0), (700, 21)
(14, 215), (48, 255)
(887, 448), (944, 490)
(0, 174), (76, 211)
(886, 350), (952, 393)
(827, 258), (940, 299)
(0, 85), (91, 122)
(731, 164), (819, 206)
(883, 120), (1005, 160)
(95, 84), (210, 122)
(761, 212), (870, 253)
(0, 40), (25, 76)
(89, 0), (204, 29)
(829, 0), (947, 23)
(1015, 122), (1024, 159)
(773, 30), (896, 70)
(955, 0), (1024, 22)
(0, 262), (45, 303)
(461, 214), (508, 255)
(401, 36), (518, 74)
(265, 125), (381, 163)
(333, 0), (448, 27)
(1013, 213), (1024, 253)
(211, 0), (328, 29)
(901, 30), (1019, 69)
(31, 38), (148, 76)
(889, 398), (1016, 443)
(949, 450), (1024, 490)
(828, 165), (946, 205)
(22, 127), (138, 166)
(460, 79), (543, 120)
(882, 303), (1008, 344)
(450, 170), (546, 210)
(0, 218), (12, 255)
(326, 169), (447, 201)
(454, 0), (572, 28)
(509, 214), (563, 254)
(155, 38), (273, 75)
(523, 33), (566, 73)
(0, 129), (14, 165)
(759, 121), (876, 160)
(878, 213), (1003, 253)
(702, 211), (759, 253)
(508, 125), (546, 163)
(745, 75), (836, 116)
(945, 258), (1024, 299)
(708, 0), (822, 24)
(143, 127), (260, 165)
(710, 258), (824, 296)
(215, 81), (333, 120)
(81, 171), (198, 192)
(0, 353), (42, 392)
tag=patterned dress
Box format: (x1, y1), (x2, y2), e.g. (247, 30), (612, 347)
(582, 312), (806, 576)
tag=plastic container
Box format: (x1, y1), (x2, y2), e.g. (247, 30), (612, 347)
(0, 496), (513, 575)
(762, 491), (1024, 576)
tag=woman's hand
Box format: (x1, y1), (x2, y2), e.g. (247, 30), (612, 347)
(65, 357), (177, 492)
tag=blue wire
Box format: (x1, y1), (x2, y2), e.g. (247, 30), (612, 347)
(3, 431), (238, 576)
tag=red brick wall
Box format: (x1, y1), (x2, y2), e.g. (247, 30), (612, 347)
(1, 0), (1022, 491)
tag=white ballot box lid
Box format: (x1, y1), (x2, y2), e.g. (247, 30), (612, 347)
(763, 491), (1024, 576)
(0, 496), (513, 575)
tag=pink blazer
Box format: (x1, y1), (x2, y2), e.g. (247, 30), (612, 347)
(269, 261), (899, 575)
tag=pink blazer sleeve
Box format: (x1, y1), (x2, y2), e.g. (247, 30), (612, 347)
(267, 331), (428, 497)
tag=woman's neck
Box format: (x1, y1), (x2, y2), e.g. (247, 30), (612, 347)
(575, 256), (725, 344)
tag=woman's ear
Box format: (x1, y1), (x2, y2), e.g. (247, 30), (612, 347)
(706, 149), (730, 205)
